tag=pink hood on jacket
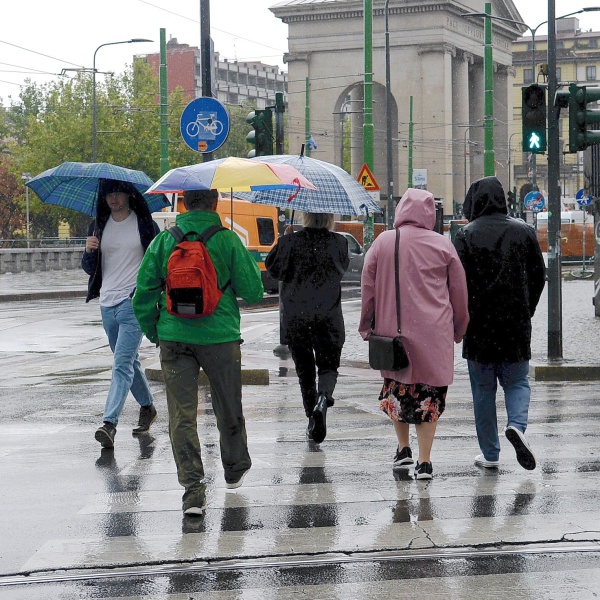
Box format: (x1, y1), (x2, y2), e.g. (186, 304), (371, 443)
(394, 188), (436, 231)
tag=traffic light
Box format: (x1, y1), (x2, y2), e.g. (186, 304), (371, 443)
(521, 84), (547, 154)
(567, 83), (600, 152)
(246, 108), (273, 157)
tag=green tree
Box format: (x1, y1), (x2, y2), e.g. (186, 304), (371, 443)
(0, 158), (24, 243)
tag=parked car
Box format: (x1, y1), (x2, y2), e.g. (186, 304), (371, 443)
(338, 231), (365, 283)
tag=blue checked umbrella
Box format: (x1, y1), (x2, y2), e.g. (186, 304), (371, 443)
(25, 162), (170, 217)
(237, 154), (382, 216)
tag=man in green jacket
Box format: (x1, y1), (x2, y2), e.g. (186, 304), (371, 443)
(133, 189), (264, 516)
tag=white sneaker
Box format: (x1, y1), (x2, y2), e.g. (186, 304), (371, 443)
(474, 454), (499, 468)
(505, 426), (536, 470)
(226, 470), (248, 490)
(184, 505), (205, 516)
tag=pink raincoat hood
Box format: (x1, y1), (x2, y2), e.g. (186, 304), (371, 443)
(393, 188), (436, 231)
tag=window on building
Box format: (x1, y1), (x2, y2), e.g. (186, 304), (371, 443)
(524, 68), (533, 84)
(556, 67), (561, 82)
(590, 38), (598, 49)
(587, 65), (596, 81)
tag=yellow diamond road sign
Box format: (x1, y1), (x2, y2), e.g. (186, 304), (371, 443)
(357, 164), (380, 191)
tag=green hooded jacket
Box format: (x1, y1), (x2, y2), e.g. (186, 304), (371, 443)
(133, 210), (264, 345)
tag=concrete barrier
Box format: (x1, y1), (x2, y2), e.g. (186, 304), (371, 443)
(0, 248), (84, 274)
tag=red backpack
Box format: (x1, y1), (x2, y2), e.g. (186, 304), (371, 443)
(165, 224), (229, 318)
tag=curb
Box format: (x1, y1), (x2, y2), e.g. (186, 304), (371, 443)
(530, 363), (600, 381)
(0, 289), (87, 302)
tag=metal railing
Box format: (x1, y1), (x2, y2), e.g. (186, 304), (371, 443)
(0, 238), (86, 249)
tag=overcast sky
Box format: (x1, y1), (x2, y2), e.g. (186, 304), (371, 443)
(0, 0), (599, 106)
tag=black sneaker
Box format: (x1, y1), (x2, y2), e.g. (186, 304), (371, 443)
(132, 404), (157, 435)
(414, 461), (433, 480)
(311, 393), (328, 444)
(505, 426), (536, 470)
(95, 422), (116, 449)
(393, 446), (414, 468)
(306, 415), (316, 440)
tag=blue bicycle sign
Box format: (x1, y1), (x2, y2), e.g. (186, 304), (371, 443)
(180, 98), (229, 153)
(186, 112), (224, 139)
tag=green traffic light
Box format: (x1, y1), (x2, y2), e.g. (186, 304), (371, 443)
(528, 132), (541, 150)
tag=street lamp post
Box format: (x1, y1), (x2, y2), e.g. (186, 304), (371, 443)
(459, 123), (484, 198)
(21, 173), (31, 248)
(385, 0), (394, 230)
(92, 38), (152, 162)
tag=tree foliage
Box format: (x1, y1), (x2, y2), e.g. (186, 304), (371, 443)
(0, 61), (284, 239)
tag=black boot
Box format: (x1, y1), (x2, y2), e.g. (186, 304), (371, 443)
(311, 393), (328, 444)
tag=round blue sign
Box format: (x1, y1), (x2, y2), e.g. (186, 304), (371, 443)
(524, 191), (545, 212)
(180, 97), (229, 154)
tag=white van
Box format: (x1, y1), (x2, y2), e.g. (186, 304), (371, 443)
(535, 210), (586, 224)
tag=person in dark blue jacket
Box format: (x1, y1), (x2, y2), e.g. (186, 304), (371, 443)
(81, 179), (160, 449)
(454, 176), (546, 472)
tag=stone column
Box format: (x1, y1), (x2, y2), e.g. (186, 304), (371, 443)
(283, 52), (311, 155)
(494, 65), (512, 193)
(453, 51), (473, 209)
(418, 44), (456, 214)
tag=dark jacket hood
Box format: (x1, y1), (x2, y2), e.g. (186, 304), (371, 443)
(463, 176), (508, 222)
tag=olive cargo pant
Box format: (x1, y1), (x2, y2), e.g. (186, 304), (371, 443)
(159, 340), (251, 495)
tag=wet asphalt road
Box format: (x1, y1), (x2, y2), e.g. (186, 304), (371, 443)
(0, 270), (599, 598)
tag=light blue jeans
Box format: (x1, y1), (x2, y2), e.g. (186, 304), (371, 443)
(100, 298), (154, 426)
(467, 360), (531, 462)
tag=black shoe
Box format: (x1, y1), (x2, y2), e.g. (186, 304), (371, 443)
(95, 422), (116, 449)
(414, 461), (433, 480)
(505, 426), (536, 470)
(393, 446), (414, 468)
(132, 404), (157, 435)
(311, 394), (328, 444)
(306, 416), (316, 440)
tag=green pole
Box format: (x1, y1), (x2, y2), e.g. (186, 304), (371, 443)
(483, 3), (495, 176)
(305, 78), (311, 157)
(363, 0), (374, 245)
(159, 28), (169, 176)
(408, 96), (414, 188)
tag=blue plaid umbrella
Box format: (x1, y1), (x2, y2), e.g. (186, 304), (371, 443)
(237, 155), (382, 216)
(26, 162), (170, 217)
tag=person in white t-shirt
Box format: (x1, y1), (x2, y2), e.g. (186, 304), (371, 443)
(82, 179), (160, 449)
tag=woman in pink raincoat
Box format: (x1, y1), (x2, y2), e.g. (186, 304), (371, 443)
(359, 188), (469, 479)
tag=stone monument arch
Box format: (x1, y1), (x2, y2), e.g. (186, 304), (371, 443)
(333, 82), (398, 188)
(271, 0), (524, 217)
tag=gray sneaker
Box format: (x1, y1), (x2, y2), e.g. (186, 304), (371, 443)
(505, 426), (536, 470)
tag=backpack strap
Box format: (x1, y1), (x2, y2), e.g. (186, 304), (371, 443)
(167, 225), (186, 243)
(198, 224), (226, 244)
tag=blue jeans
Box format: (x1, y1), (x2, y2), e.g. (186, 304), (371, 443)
(100, 299), (154, 426)
(467, 360), (531, 462)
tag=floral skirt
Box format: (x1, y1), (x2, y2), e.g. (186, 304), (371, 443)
(379, 379), (448, 424)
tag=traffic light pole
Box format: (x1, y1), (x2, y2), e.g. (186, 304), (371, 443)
(547, 0), (563, 360)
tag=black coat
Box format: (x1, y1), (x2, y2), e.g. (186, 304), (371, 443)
(454, 177), (546, 364)
(81, 179), (159, 303)
(265, 228), (349, 346)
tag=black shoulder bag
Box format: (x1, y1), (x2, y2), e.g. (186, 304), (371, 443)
(368, 228), (410, 371)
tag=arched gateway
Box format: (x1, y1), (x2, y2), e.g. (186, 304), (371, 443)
(271, 0), (523, 217)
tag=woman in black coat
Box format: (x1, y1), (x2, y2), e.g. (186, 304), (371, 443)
(266, 212), (349, 444)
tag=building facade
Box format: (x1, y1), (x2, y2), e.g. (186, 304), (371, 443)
(512, 18), (600, 205)
(145, 38), (287, 109)
(270, 0), (523, 217)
